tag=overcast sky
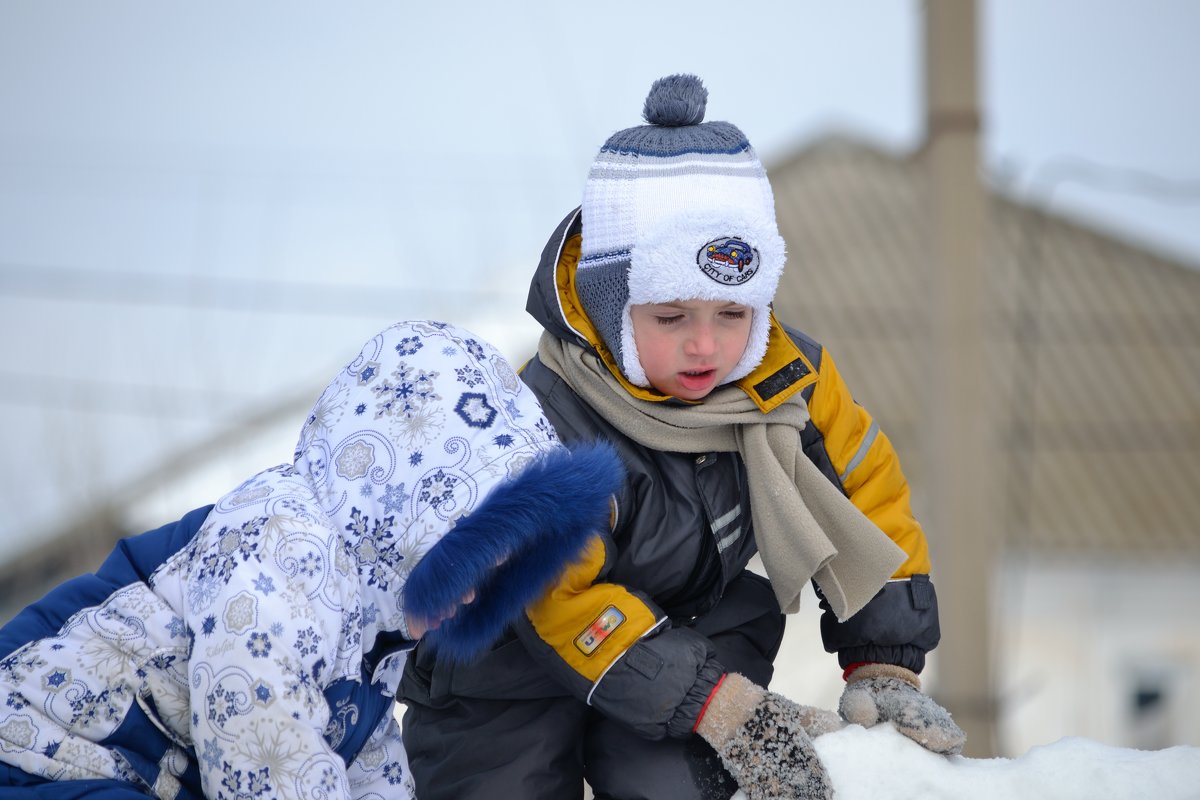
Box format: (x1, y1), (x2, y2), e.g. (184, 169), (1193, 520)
(1, 1), (1198, 559)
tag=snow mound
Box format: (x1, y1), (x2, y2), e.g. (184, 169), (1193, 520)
(733, 724), (1200, 800)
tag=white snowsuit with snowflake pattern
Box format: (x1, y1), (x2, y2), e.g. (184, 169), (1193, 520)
(0, 320), (620, 800)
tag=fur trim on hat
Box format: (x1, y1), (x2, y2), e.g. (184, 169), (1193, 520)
(619, 209), (786, 387)
(402, 441), (624, 663)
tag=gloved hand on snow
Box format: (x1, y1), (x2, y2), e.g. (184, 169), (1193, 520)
(695, 672), (839, 800)
(838, 663), (966, 755)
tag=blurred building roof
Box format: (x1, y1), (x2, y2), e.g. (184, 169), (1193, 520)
(769, 137), (1200, 556)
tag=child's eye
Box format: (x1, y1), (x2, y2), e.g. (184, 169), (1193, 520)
(720, 309), (748, 320)
(655, 315), (684, 326)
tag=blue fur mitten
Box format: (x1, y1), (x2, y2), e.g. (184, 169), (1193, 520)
(839, 663), (966, 755)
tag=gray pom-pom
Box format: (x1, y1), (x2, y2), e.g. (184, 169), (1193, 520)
(642, 74), (707, 127)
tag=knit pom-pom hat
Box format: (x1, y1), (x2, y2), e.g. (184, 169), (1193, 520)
(575, 74), (786, 389)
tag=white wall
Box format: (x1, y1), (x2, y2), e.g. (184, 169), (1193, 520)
(769, 554), (1200, 756)
(996, 554), (1200, 753)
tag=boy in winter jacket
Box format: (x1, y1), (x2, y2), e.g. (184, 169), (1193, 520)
(0, 320), (623, 800)
(398, 76), (965, 799)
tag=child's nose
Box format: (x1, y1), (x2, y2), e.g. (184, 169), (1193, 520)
(685, 325), (717, 357)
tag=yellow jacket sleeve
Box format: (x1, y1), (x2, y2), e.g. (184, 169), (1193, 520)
(806, 348), (930, 577)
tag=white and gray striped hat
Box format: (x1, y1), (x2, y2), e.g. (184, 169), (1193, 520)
(576, 73), (786, 388)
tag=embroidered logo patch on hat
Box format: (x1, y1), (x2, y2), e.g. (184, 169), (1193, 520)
(573, 605), (626, 655)
(698, 236), (760, 286)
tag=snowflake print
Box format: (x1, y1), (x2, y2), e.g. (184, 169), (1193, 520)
(335, 439), (375, 480)
(194, 518), (267, 588)
(221, 764), (272, 799)
(353, 535), (381, 565)
(455, 365), (485, 386)
(455, 392), (497, 429)
(252, 680), (273, 706)
(346, 508), (403, 590)
(418, 469), (459, 509)
(201, 737), (224, 772)
(307, 383), (350, 436)
(394, 403), (444, 447)
(394, 336), (423, 356)
(188, 575), (221, 612)
(0, 651), (45, 682)
(148, 653), (177, 671)
(296, 551), (322, 578)
(462, 339), (486, 361)
(294, 627), (321, 657)
(490, 353), (520, 393)
(246, 632), (272, 659)
(380, 482), (410, 515)
(357, 361), (380, 385)
(493, 433), (515, 448)
(253, 573), (276, 595)
(224, 591), (258, 634)
(42, 668), (70, 692)
(504, 398), (523, 418)
(284, 664), (315, 701)
(409, 451), (423, 467)
(70, 687), (125, 729)
(223, 519), (261, 558)
(535, 417), (559, 441)
(0, 718), (36, 749)
(373, 363), (440, 420)
(208, 685), (244, 726)
(384, 761), (407, 785)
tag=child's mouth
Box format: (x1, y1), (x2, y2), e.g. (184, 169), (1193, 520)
(678, 369), (716, 392)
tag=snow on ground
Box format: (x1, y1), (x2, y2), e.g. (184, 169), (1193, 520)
(730, 723), (1200, 800)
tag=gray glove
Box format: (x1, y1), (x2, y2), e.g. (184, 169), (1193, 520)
(839, 664), (966, 755)
(695, 673), (838, 800)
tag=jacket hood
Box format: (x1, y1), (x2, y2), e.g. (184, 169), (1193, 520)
(285, 320), (621, 662)
(526, 208), (817, 413)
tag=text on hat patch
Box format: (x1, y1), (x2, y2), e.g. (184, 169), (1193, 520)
(698, 236), (760, 285)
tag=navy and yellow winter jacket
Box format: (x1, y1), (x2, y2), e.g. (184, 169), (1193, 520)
(513, 208), (940, 740)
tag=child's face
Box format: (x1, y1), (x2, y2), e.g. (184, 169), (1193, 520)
(629, 299), (752, 400)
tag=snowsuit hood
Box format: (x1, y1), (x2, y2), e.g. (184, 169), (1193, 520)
(0, 320), (621, 799)
(285, 319), (622, 662)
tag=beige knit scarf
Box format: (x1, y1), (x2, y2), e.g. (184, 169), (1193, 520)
(538, 333), (905, 621)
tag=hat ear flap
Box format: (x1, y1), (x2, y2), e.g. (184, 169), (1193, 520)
(618, 304), (649, 387)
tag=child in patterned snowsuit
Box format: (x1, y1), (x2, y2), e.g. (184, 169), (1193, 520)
(0, 320), (622, 799)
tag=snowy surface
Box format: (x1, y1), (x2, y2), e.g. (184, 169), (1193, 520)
(734, 723), (1200, 800)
